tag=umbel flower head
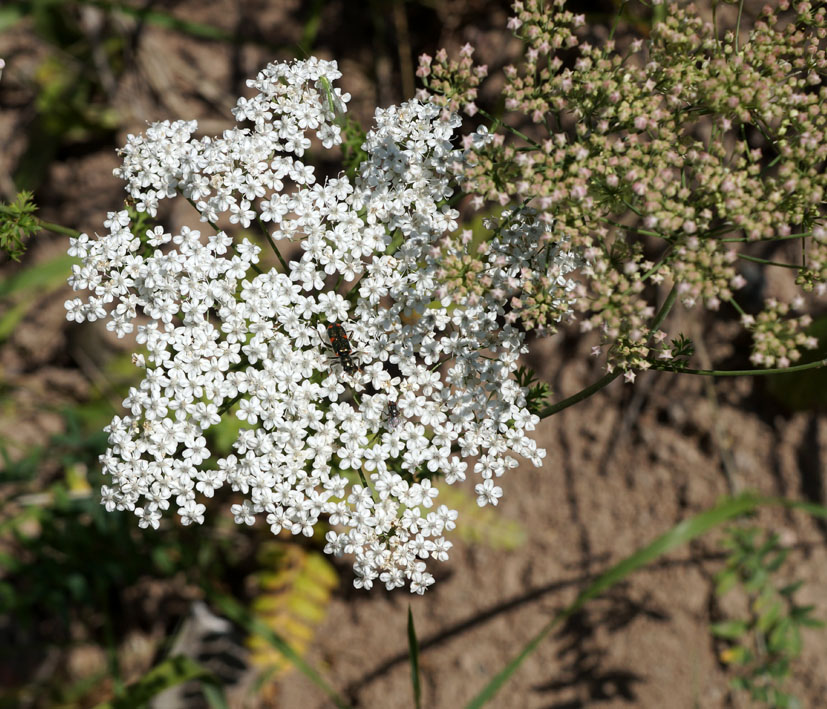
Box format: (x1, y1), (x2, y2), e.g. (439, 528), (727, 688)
(66, 58), (573, 593)
(422, 0), (826, 375)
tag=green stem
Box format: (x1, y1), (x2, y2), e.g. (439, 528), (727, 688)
(736, 253), (801, 269)
(608, 0), (626, 41)
(217, 393), (243, 416)
(735, 0), (744, 53)
(649, 282), (679, 332)
(721, 231), (811, 243)
(638, 247), (673, 284)
(711, 3), (720, 54)
(726, 297), (746, 317)
(257, 217), (290, 272)
(537, 370), (621, 419)
(477, 108), (541, 148)
(383, 229), (405, 257)
(620, 198), (643, 217)
(598, 216), (663, 240)
(650, 358), (827, 377)
(36, 218), (81, 238)
(0, 201), (84, 237)
(539, 284), (679, 419)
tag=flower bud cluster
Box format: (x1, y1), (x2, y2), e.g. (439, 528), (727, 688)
(743, 298), (819, 369)
(66, 58), (552, 593)
(668, 236), (744, 310)
(424, 1), (827, 373)
(433, 208), (580, 335)
(416, 44), (488, 117)
(797, 225), (827, 295)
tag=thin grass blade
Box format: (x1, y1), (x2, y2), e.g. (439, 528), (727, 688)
(465, 494), (827, 708)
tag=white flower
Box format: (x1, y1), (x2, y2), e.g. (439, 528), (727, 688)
(475, 478), (503, 507)
(66, 57), (553, 593)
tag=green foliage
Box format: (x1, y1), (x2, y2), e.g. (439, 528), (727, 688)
(514, 365), (552, 416)
(1, 405), (240, 633)
(712, 526), (823, 708)
(2, 461), (185, 634)
(0, 192), (39, 261)
(0, 409), (267, 706)
(318, 75), (368, 179)
(93, 655), (227, 709)
(0, 249), (78, 342)
(666, 333), (694, 366)
(437, 484), (526, 551)
(464, 494), (827, 708)
(8, 2), (120, 190)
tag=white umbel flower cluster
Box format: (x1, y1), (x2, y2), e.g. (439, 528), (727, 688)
(65, 58), (561, 593)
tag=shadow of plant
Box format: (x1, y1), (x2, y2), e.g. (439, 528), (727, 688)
(534, 586), (670, 707)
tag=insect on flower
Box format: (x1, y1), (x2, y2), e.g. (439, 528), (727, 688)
(326, 322), (359, 375)
(386, 399), (400, 428)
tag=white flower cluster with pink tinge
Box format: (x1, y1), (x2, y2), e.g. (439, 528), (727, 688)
(66, 58), (560, 593)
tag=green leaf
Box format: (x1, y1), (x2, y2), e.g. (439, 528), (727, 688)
(463, 493), (827, 709)
(715, 568), (738, 596)
(0, 5), (26, 33)
(778, 580), (804, 598)
(710, 620), (749, 639)
(744, 567), (769, 593)
(0, 252), (77, 300)
(92, 655), (224, 708)
(765, 549), (788, 573)
(767, 617), (794, 654)
(725, 644), (751, 666)
(797, 614), (825, 629)
(202, 682), (230, 709)
(756, 599), (783, 634)
(731, 675), (748, 690)
(408, 606), (422, 709)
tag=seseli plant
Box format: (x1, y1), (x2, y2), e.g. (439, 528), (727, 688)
(419, 0), (826, 383)
(60, 0), (827, 604)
